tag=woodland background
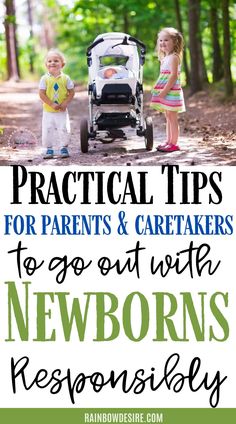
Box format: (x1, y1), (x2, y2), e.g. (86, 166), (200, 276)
(0, 0), (235, 96)
(0, 0), (235, 166)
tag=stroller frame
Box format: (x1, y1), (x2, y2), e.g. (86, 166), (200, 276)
(80, 32), (153, 153)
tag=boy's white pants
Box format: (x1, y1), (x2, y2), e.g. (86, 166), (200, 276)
(42, 110), (71, 149)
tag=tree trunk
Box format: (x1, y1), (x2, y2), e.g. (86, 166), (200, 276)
(4, 0), (20, 81)
(210, 3), (223, 82)
(188, 0), (202, 93)
(198, 37), (209, 84)
(40, 4), (56, 50)
(27, 0), (34, 73)
(174, 0), (190, 85)
(222, 0), (234, 96)
(42, 19), (55, 49)
(123, 10), (129, 34)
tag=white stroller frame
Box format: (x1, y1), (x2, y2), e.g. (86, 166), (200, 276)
(80, 32), (153, 153)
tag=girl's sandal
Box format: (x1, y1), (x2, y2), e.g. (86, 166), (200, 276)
(158, 144), (180, 152)
(156, 142), (169, 151)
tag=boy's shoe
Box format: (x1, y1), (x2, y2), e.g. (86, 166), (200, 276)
(60, 147), (69, 158)
(158, 144), (180, 152)
(43, 148), (54, 159)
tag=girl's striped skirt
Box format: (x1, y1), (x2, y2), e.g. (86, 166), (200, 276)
(151, 71), (185, 113)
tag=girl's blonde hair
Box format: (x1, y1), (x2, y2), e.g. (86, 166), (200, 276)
(156, 27), (184, 61)
(45, 49), (66, 66)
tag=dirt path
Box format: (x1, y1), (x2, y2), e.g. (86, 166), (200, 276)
(0, 81), (235, 166)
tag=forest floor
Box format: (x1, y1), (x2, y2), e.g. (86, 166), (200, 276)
(0, 80), (235, 166)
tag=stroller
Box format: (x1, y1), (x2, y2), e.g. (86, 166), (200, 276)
(80, 32), (153, 153)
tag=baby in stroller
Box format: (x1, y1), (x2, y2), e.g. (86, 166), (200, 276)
(80, 32), (153, 153)
(103, 67), (129, 79)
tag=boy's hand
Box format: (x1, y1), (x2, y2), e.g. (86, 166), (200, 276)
(59, 101), (68, 111)
(51, 103), (61, 110)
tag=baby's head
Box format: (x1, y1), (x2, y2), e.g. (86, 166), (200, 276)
(45, 49), (66, 75)
(104, 68), (117, 79)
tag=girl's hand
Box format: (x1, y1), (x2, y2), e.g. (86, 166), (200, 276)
(158, 90), (166, 99)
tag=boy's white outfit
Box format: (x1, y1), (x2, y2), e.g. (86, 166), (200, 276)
(39, 72), (74, 150)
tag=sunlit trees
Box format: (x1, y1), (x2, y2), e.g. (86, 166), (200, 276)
(222, 0), (234, 96)
(0, 0), (235, 96)
(4, 0), (20, 80)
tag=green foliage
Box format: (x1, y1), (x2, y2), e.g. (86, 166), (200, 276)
(1, 0), (235, 90)
(4, 14), (16, 24)
(0, 34), (7, 80)
(43, 0), (177, 83)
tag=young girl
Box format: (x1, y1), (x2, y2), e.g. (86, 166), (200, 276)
(39, 49), (75, 159)
(151, 27), (185, 152)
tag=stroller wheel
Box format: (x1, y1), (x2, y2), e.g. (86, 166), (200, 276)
(144, 116), (153, 151)
(80, 119), (89, 153)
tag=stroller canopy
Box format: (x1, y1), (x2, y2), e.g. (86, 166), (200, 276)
(87, 32), (146, 82)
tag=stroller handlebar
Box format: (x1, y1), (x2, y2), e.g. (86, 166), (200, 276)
(87, 38), (104, 56)
(86, 35), (146, 66)
(128, 36), (146, 52)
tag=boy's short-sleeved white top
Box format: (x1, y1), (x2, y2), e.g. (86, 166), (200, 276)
(39, 72), (74, 90)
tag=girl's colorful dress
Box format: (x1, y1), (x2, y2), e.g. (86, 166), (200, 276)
(151, 54), (185, 113)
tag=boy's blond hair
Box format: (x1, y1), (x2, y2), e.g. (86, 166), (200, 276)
(45, 49), (66, 66)
(156, 27), (184, 61)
